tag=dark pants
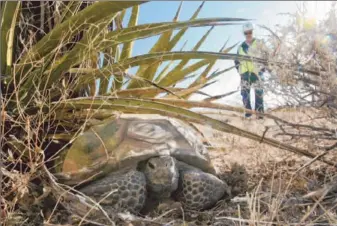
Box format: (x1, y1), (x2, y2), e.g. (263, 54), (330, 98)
(240, 71), (264, 118)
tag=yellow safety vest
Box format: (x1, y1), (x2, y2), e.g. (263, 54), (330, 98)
(238, 39), (260, 75)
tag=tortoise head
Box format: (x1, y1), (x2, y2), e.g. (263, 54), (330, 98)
(142, 156), (179, 198)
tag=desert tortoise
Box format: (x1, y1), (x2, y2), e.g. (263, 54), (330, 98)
(53, 114), (229, 215)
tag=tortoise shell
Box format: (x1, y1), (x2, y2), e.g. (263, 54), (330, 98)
(55, 114), (215, 185)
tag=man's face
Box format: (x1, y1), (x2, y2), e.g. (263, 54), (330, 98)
(244, 30), (253, 42)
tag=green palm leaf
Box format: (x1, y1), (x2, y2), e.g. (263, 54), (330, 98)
(127, 2), (183, 89)
(24, 18), (247, 94)
(47, 97), (334, 166)
(182, 41), (239, 99)
(114, 5), (140, 90)
(1, 1), (21, 75)
(16, 1), (145, 83)
(157, 26), (215, 87)
(71, 51), (271, 85)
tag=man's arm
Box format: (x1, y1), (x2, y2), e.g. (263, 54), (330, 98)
(234, 46), (241, 72)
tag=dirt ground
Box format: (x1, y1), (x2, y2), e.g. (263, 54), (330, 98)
(191, 108), (337, 226)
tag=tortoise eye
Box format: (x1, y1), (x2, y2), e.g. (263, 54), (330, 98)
(148, 162), (155, 169)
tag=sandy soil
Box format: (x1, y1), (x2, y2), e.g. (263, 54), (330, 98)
(197, 107), (336, 173)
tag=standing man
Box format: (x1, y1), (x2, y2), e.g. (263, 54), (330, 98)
(234, 22), (269, 119)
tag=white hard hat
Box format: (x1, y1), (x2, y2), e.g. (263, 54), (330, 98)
(243, 22), (254, 33)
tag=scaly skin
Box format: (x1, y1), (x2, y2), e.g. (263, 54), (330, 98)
(77, 156), (229, 213)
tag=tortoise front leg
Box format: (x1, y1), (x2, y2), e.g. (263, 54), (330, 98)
(79, 170), (147, 214)
(174, 169), (230, 210)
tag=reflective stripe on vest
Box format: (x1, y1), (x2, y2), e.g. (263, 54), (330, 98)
(238, 40), (259, 75)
